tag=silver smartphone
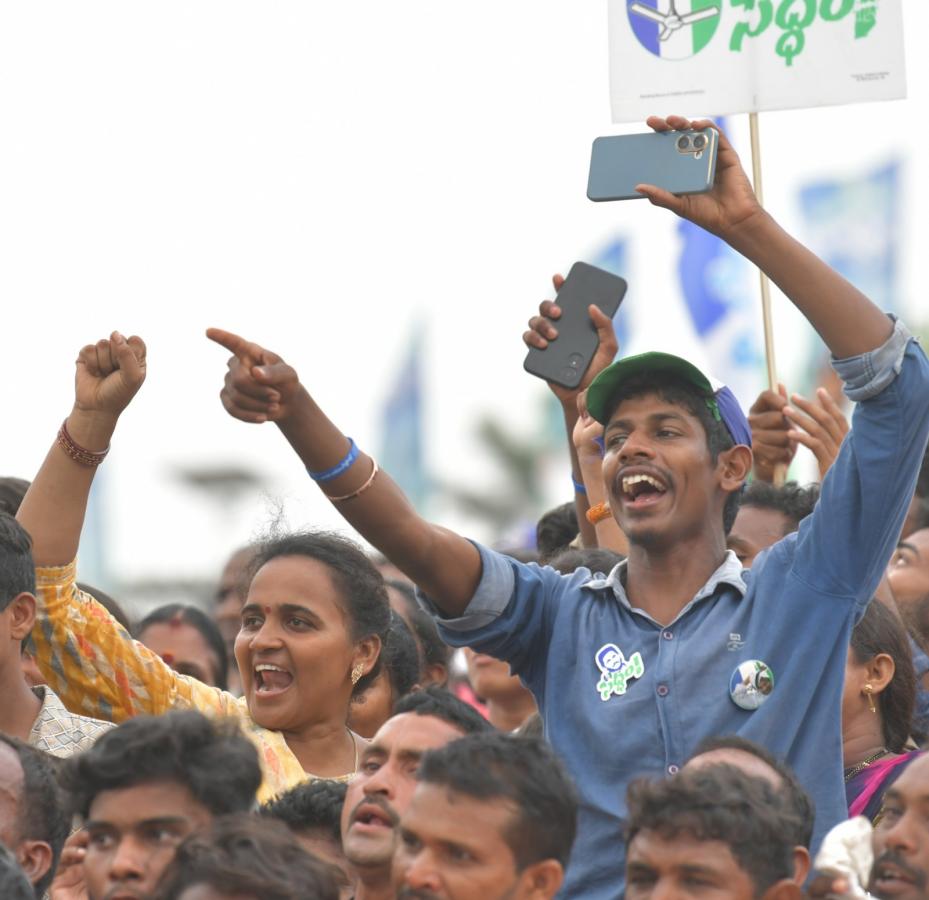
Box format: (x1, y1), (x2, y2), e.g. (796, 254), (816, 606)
(587, 128), (718, 202)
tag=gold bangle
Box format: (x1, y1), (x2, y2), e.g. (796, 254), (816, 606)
(323, 459), (379, 503)
(585, 502), (612, 525)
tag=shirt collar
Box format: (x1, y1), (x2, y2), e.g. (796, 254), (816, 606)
(583, 550), (747, 617)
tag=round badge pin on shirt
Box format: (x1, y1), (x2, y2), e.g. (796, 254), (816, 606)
(729, 660), (774, 711)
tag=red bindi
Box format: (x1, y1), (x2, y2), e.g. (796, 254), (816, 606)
(264, 605), (272, 614)
(161, 652), (176, 665)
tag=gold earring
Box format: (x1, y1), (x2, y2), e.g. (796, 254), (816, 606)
(351, 663), (365, 686)
(865, 682), (877, 714)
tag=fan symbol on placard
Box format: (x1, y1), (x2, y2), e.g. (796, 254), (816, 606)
(627, 0), (721, 59)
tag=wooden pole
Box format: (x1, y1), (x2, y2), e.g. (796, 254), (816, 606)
(748, 111), (787, 485)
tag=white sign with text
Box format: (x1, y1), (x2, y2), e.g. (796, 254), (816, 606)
(608, 0), (906, 121)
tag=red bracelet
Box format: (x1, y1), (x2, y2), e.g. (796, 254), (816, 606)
(56, 419), (110, 468)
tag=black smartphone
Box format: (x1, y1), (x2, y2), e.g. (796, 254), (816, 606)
(523, 262), (627, 390)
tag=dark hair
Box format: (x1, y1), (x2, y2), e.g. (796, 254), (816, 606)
(851, 600), (917, 752)
(376, 611), (420, 701)
(688, 734), (814, 848)
(60, 710), (261, 820)
(250, 531), (391, 696)
(0, 514), (35, 614)
(536, 503), (579, 563)
(740, 480), (821, 533)
(0, 844), (33, 900)
(417, 733), (577, 868)
(626, 765), (798, 893)
(76, 583), (133, 633)
(0, 478), (30, 517)
(393, 685), (493, 735)
(260, 779), (347, 845)
(135, 604), (229, 690)
(0, 736), (70, 896)
(153, 814), (338, 900)
(547, 547), (624, 576)
(385, 579), (451, 674)
(605, 372), (741, 533)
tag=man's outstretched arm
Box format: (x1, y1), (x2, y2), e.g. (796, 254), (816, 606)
(638, 115), (893, 358)
(207, 329), (483, 617)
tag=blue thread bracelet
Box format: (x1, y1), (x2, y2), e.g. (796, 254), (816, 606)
(572, 476), (587, 495)
(308, 439), (359, 483)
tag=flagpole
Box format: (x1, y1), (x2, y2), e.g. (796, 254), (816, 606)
(748, 111), (787, 485)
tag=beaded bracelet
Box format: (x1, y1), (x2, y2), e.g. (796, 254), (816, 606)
(572, 476), (587, 495)
(56, 420), (110, 468)
(585, 502), (612, 525)
(323, 459), (380, 503)
(307, 438), (359, 483)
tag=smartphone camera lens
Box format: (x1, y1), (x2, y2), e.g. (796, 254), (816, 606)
(692, 133), (707, 150)
(676, 135), (691, 151)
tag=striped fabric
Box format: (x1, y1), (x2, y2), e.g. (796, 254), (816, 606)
(31, 561), (351, 802)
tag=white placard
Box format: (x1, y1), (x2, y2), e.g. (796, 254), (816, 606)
(609, 0), (906, 122)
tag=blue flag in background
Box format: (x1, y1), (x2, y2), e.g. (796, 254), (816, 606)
(379, 328), (428, 510)
(799, 161), (900, 313)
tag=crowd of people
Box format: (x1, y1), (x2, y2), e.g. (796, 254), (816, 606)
(2, 114), (929, 899)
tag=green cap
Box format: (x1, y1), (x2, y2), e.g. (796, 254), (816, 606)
(585, 352), (753, 447)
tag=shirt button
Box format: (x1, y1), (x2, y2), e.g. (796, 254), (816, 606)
(657, 684), (669, 697)
(662, 630), (673, 640)
(667, 764), (680, 775)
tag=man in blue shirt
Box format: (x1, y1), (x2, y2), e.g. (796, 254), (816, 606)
(205, 114), (929, 898)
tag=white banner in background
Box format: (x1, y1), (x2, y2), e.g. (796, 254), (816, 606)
(608, 0), (906, 122)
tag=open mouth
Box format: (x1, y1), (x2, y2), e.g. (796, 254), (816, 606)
(873, 863), (922, 894)
(351, 803), (396, 832)
(254, 663), (294, 695)
(619, 472), (669, 508)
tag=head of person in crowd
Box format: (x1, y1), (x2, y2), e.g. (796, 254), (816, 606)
(888, 529), (929, 644)
(261, 779), (354, 898)
(0, 515), (46, 735)
(0, 478), (30, 517)
(213, 544), (257, 669)
(625, 765), (802, 900)
(535, 502), (579, 564)
(153, 814), (338, 900)
(685, 734), (814, 883)
(385, 579), (451, 687)
(462, 647), (535, 733)
(868, 751), (929, 900)
(0, 735), (70, 898)
(349, 611), (421, 739)
(726, 481), (820, 568)
(237, 530), (390, 741)
(341, 686), (491, 895)
(135, 604), (229, 690)
(844, 599), (916, 765)
(394, 732), (577, 900)
(546, 546), (624, 576)
(585, 360), (753, 550)
(0, 843), (35, 900)
(59, 710), (262, 900)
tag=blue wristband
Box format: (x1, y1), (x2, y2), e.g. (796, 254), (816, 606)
(308, 439), (360, 483)
(572, 477), (587, 495)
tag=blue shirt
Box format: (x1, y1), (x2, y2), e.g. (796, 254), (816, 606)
(422, 323), (929, 899)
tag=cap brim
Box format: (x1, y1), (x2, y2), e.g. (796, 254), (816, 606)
(586, 352), (714, 425)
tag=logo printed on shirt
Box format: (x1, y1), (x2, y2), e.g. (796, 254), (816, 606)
(594, 643), (645, 701)
(727, 632), (745, 651)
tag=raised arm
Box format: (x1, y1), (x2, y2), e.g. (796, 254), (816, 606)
(207, 329), (481, 617)
(521, 276), (620, 548)
(17, 332), (146, 564)
(637, 116), (893, 357)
